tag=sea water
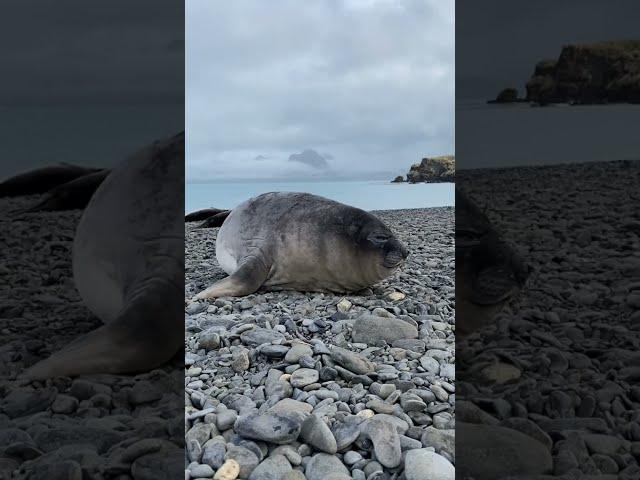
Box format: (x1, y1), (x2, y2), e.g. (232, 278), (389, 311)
(186, 180), (454, 212)
(457, 100), (640, 169)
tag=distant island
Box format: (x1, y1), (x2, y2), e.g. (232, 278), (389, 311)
(392, 155), (454, 183)
(489, 40), (640, 105)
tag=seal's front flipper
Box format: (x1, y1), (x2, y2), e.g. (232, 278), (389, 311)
(194, 256), (269, 300)
(23, 280), (182, 379)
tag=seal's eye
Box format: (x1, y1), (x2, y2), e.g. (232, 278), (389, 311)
(368, 233), (389, 247)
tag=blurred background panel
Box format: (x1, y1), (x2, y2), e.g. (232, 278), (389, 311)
(0, 1), (184, 478)
(0, 0), (184, 177)
(456, 1), (640, 479)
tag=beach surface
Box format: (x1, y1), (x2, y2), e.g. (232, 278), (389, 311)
(0, 195), (183, 479)
(457, 160), (640, 478)
(185, 207), (456, 476)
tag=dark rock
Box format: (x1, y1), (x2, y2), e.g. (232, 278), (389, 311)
(525, 41), (640, 104)
(1, 387), (57, 418)
(456, 422), (553, 480)
(235, 412), (301, 444)
(406, 156), (454, 184)
(491, 87), (519, 103)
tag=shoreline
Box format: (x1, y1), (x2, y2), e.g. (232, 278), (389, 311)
(457, 160), (640, 478)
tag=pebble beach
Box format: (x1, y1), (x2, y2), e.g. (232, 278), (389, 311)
(184, 207), (456, 479)
(457, 160), (640, 479)
(0, 195), (183, 479)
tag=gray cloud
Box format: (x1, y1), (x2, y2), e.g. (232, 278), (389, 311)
(186, 0), (454, 181)
(289, 149), (330, 169)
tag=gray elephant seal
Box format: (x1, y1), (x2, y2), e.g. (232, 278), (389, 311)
(196, 210), (230, 228)
(0, 164), (102, 197)
(23, 169), (110, 213)
(185, 207), (227, 222)
(194, 192), (408, 299)
(26, 133), (184, 379)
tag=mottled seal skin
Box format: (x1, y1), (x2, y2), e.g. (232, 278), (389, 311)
(185, 207), (227, 222)
(0, 164), (102, 197)
(23, 169), (110, 213)
(194, 192), (408, 299)
(25, 133), (184, 379)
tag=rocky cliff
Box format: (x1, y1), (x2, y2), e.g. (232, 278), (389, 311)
(526, 41), (640, 104)
(393, 155), (455, 183)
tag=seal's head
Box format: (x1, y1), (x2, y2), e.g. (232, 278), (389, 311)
(349, 212), (409, 278)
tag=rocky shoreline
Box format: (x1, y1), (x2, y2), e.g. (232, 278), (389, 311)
(490, 40), (640, 105)
(392, 156), (455, 184)
(457, 160), (640, 479)
(185, 207), (455, 479)
(0, 195), (183, 479)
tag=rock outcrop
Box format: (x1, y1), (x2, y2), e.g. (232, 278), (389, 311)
(402, 156), (455, 183)
(526, 41), (640, 104)
(488, 87), (521, 104)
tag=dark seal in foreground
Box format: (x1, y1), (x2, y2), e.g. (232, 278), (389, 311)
(25, 133), (184, 379)
(194, 192), (409, 299)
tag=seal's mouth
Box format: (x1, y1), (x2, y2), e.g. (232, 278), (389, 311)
(383, 251), (406, 269)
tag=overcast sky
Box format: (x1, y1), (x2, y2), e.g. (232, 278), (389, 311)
(186, 0), (454, 182)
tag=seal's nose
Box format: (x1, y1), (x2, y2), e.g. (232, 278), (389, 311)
(386, 238), (409, 260)
(400, 242), (409, 259)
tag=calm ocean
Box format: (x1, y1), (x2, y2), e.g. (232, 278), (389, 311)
(457, 100), (640, 169)
(185, 180), (455, 213)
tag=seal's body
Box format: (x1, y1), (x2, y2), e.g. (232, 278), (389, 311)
(195, 192), (408, 299)
(185, 207), (227, 222)
(196, 210), (230, 228)
(26, 133), (184, 379)
(0, 164), (101, 197)
(24, 169), (110, 212)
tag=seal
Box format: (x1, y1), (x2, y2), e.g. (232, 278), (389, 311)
(0, 164), (102, 197)
(185, 207), (227, 222)
(25, 133), (184, 378)
(196, 210), (230, 228)
(194, 192), (408, 299)
(456, 190), (529, 337)
(23, 169), (110, 213)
